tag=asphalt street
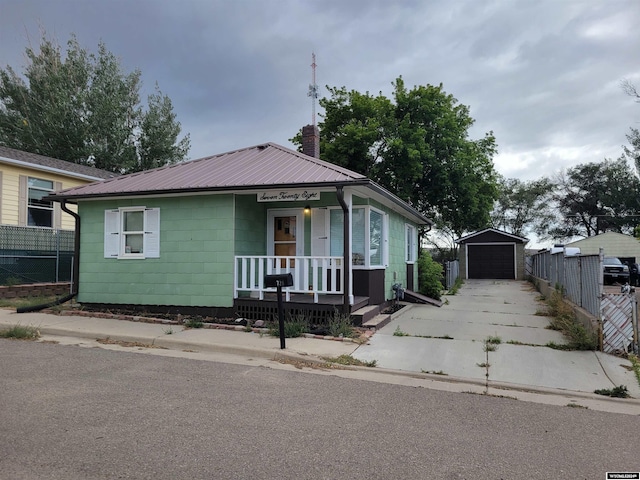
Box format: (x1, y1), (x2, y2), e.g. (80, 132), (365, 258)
(1, 339), (639, 480)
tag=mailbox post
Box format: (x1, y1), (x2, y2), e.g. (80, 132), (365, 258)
(264, 273), (294, 349)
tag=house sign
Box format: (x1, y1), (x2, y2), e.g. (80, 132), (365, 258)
(257, 190), (320, 202)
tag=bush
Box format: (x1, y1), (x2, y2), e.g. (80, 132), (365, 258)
(269, 314), (309, 338)
(418, 251), (444, 300)
(327, 311), (356, 338)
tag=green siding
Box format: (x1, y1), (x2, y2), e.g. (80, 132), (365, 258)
(78, 195), (235, 307)
(234, 195), (266, 255)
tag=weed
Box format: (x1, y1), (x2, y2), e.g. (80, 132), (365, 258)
(627, 354), (640, 386)
(269, 314), (308, 338)
(393, 326), (410, 336)
(594, 385), (629, 398)
(327, 310), (356, 338)
(183, 317), (204, 329)
(543, 289), (597, 350)
(566, 403), (588, 409)
(4, 276), (22, 286)
(0, 323), (39, 340)
(163, 327), (174, 335)
(481, 336), (500, 393)
(447, 277), (464, 295)
(244, 325), (253, 332)
(421, 369), (447, 375)
(324, 354), (377, 367)
(506, 340), (539, 347)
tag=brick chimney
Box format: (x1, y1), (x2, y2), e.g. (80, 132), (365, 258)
(301, 124), (320, 158)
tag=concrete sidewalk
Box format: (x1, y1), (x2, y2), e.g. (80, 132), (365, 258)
(0, 309), (359, 361)
(352, 280), (640, 398)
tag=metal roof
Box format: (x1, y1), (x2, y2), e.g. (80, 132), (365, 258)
(50, 143), (368, 199)
(456, 228), (529, 244)
(49, 142), (432, 225)
(0, 146), (117, 180)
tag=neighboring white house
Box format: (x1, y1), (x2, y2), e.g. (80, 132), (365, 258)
(566, 232), (640, 259)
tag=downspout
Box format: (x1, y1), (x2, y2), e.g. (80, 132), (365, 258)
(336, 186), (350, 314)
(17, 200), (79, 313)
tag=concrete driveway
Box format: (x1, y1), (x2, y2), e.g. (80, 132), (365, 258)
(352, 279), (640, 396)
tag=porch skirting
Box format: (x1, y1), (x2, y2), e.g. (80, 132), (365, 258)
(234, 295), (369, 325)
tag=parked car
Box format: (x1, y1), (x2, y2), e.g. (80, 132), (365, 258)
(603, 257), (630, 285)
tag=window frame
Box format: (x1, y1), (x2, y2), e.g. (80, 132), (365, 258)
(329, 205), (388, 269)
(27, 177), (54, 228)
(405, 223), (418, 264)
(104, 207), (160, 260)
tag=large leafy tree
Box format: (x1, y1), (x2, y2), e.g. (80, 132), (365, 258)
(549, 158), (640, 240)
(491, 177), (556, 238)
(0, 34), (189, 173)
(293, 77), (499, 238)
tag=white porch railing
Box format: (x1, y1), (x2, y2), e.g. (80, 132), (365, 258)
(234, 256), (343, 303)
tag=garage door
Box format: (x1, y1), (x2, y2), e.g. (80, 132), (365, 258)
(468, 244), (514, 279)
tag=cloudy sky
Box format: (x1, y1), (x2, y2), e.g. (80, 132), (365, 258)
(1, 0), (639, 182)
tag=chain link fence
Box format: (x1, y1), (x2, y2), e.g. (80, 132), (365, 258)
(0, 225), (74, 285)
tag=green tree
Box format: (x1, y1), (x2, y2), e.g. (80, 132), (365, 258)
(549, 158), (640, 240)
(292, 76), (499, 238)
(490, 176), (555, 238)
(0, 33), (189, 173)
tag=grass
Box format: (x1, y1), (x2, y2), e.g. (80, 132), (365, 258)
(323, 354), (377, 367)
(0, 323), (40, 340)
(594, 385), (630, 398)
(0, 295), (60, 310)
(421, 369), (447, 375)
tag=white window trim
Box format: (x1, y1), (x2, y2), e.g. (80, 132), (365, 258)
(328, 205), (388, 269)
(104, 207), (160, 259)
(405, 224), (418, 264)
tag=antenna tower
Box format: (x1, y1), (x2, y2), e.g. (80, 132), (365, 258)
(307, 53), (319, 126)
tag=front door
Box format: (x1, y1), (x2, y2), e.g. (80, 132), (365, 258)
(267, 209), (304, 272)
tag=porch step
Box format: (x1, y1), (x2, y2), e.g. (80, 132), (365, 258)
(352, 304), (385, 328)
(361, 312), (392, 331)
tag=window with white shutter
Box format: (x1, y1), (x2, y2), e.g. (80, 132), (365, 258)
(104, 207), (160, 259)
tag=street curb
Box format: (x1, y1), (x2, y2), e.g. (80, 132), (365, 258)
(33, 325), (640, 408)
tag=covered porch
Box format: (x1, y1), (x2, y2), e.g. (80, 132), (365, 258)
(234, 254), (376, 324)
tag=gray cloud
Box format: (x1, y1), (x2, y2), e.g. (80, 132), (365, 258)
(1, 0), (639, 180)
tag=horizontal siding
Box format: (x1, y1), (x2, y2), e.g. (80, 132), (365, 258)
(0, 163), (90, 229)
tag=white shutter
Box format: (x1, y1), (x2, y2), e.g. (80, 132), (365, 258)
(144, 208), (160, 258)
(311, 208), (327, 256)
(104, 209), (120, 258)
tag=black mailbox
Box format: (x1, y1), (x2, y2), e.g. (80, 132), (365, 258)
(264, 273), (294, 288)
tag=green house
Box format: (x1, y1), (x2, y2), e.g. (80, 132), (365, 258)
(48, 139), (431, 323)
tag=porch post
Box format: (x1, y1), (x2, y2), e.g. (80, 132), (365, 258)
(336, 186), (352, 312)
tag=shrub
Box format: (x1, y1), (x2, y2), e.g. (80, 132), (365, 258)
(269, 314), (309, 338)
(327, 311), (356, 338)
(418, 251), (443, 300)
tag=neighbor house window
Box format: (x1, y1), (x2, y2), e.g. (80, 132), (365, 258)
(27, 177), (54, 227)
(104, 207), (160, 259)
(329, 206), (387, 267)
(405, 224), (417, 263)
